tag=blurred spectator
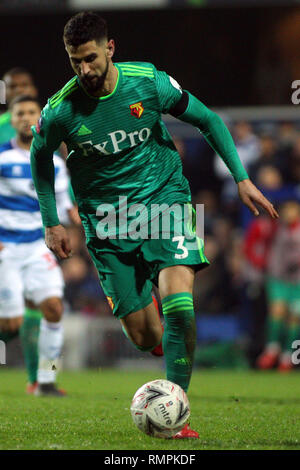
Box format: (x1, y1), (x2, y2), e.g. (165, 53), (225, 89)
(284, 136), (300, 185)
(174, 135), (220, 195)
(214, 121), (260, 218)
(194, 234), (242, 315)
(248, 133), (285, 184)
(193, 189), (220, 234)
(243, 213), (278, 365)
(278, 122), (299, 152)
(211, 216), (234, 252)
(0, 67), (70, 158)
(257, 200), (300, 372)
(0, 67), (38, 145)
(244, 214), (277, 278)
(225, 232), (245, 288)
(255, 165), (283, 190)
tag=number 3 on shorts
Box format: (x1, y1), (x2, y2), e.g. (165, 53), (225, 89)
(172, 236), (188, 259)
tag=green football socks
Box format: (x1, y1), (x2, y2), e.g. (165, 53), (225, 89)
(19, 308), (42, 384)
(162, 292), (196, 392)
(266, 317), (285, 345)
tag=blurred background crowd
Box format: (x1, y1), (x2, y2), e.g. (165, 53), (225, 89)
(1, 0), (300, 372)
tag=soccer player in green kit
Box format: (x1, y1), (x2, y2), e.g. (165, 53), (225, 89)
(30, 11), (279, 438)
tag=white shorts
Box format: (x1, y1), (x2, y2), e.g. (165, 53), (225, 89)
(0, 239), (64, 318)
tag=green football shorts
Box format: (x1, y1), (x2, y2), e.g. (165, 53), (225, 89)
(87, 205), (209, 318)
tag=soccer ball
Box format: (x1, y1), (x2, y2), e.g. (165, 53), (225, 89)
(130, 379), (190, 438)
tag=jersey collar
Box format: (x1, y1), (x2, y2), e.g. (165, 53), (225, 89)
(77, 64), (122, 101)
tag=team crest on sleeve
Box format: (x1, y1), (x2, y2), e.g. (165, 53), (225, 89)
(36, 115), (43, 134)
(129, 102), (144, 119)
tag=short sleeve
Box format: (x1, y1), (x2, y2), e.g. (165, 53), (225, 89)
(31, 102), (64, 153)
(154, 70), (183, 114)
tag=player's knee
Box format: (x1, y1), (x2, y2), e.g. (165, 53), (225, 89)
(133, 334), (153, 350)
(40, 297), (63, 322)
(0, 317), (23, 332)
(159, 265), (194, 299)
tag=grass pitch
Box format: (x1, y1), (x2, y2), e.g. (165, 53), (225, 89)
(0, 368), (300, 450)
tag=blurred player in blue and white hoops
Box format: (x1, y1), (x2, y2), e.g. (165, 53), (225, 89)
(0, 95), (76, 396)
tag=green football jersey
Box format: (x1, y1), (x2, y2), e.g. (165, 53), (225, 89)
(0, 111), (16, 145)
(32, 62), (191, 240)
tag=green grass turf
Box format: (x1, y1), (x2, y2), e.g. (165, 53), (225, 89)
(0, 368), (300, 450)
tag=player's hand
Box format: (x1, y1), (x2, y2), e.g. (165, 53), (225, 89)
(0, 242), (4, 251)
(237, 179), (279, 219)
(45, 224), (72, 259)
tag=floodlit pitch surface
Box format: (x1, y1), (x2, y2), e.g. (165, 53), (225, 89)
(0, 369), (299, 450)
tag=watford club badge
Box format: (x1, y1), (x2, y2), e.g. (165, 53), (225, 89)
(129, 102), (144, 119)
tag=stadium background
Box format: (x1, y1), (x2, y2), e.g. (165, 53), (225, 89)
(1, 0), (300, 372)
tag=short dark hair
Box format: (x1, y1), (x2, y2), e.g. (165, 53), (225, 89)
(3, 67), (35, 83)
(63, 11), (108, 48)
(9, 95), (40, 110)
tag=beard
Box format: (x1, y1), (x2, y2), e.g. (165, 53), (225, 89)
(81, 60), (109, 94)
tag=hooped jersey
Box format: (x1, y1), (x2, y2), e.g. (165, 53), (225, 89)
(0, 139), (72, 243)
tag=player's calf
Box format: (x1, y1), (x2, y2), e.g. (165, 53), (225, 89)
(123, 323), (163, 351)
(150, 295), (164, 357)
(121, 301), (163, 352)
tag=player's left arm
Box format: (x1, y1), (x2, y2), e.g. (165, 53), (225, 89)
(154, 69), (278, 219)
(169, 91), (278, 219)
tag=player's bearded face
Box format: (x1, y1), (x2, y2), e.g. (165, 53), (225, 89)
(80, 58), (109, 93)
(67, 41), (112, 95)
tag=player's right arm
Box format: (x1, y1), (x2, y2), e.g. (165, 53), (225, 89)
(176, 94), (278, 219)
(30, 103), (71, 259)
(153, 68), (278, 220)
